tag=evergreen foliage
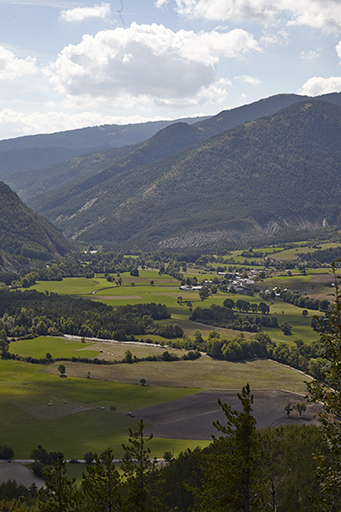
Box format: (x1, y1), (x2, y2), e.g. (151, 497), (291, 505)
(0, 182), (70, 258)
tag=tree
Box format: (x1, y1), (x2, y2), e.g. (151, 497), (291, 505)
(294, 402), (307, 417)
(163, 450), (173, 463)
(84, 452), (94, 465)
(223, 298), (235, 309)
(57, 364), (66, 377)
(0, 444), (14, 459)
(0, 329), (9, 358)
(82, 448), (122, 512)
(258, 302), (270, 315)
(199, 286), (210, 301)
(307, 261), (341, 510)
(197, 384), (262, 511)
(284, 403), (293, 417)
(37, 453), (79, 512)
(123, 350), (133, 364)
(140, 378), (146, 386)
(121, 420), (162, 512)
(280, 322), (292, 335)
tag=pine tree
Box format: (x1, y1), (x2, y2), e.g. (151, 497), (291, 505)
(121, 419), (164, 512)
(307, 261), (341, 511)
(37, 453), (79, 512)
(197, 384), (262, 512)
(82, 448), (122, 512)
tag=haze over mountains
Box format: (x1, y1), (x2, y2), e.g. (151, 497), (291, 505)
(1, 92), (341, 252)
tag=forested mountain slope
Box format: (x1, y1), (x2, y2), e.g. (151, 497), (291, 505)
(2, 92), (340, 204)
(0, 116), (209, 183)
(28, 99), (341, 249)
(0, 181), (70, 259)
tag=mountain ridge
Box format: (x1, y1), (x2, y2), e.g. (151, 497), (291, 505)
(27, 98), (341, 249)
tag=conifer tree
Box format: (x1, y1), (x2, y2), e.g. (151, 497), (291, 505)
(197, 384), (262, 512)
(82, 448), (122, 512)
(37, 453), (79, 512)
(121, 419), (164, 512)
(307, 261), (341, 511)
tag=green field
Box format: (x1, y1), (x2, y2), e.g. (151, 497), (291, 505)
(0, 340), (310, 459)
(5, 256), (332, 462)
(10, 337), (98, 359)
(26, 265), (329, 344)
(0, 359), (203, 459)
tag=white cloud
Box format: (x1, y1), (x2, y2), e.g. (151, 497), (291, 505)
(260, 30), (290, 46)
(235, 74), (261, 86)
(48, 23), (260, 108)
(0, 46), (38, 80)
(336, 41), (341, 60)
(299, 76), (341, 96)
(169, 0), (341, 33)
(60, 2), (111, 22)
(299, 48), (321, 62)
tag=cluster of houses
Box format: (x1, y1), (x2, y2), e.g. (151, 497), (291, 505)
(179, 268), (266, 294)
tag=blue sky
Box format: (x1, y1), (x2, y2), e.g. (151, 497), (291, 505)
(0, 0), (340, 140)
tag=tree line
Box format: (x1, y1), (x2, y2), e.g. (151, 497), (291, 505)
(0, 289), (181, 346)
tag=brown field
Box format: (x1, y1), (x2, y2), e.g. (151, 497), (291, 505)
(137, 389), (320, 440)
(0, 462), (44, 487)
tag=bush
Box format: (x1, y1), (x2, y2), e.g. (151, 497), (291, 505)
(0, 445), (14, 459)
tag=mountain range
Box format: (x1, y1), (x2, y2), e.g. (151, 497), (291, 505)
(1, 92), (341, 251)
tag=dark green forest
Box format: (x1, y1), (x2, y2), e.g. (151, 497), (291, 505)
(0, 181), (70, 259)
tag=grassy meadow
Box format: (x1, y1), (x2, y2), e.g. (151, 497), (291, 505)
(0, 348), (309, 459)
(0, 358), (204, 459)
(27, 264), (330, 344)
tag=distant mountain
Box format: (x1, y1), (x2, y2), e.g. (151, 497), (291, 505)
(28, 99), (341, 249)
(0, 181), (70, 260)
(0, 116), (210, 182)
(193, 92), (341, 137)
(10, 122), (207, 202)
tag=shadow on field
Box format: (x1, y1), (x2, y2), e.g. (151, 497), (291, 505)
(134, 390), (321, 440)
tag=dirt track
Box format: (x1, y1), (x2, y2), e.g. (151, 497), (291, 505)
(135, 389), (321, 440)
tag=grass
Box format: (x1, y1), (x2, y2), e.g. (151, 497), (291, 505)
(44, 357), (310, 394)
(10, 337), (99, 359)
(0, 359), (202, 459)
(0, 348), (310, 459)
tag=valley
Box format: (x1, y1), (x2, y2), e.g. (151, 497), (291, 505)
(0, 91), (341, 510)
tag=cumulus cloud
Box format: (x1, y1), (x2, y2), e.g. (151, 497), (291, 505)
(60, 2), (111, 22)
(299, 76), (341, 96)
(235, 74), (261, 86)
(0, 46), (38, 80)
(169, 0), (341, 32)
(48, 23), (260, 107)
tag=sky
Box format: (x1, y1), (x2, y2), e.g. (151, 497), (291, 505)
(0, 0), (340, 141)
